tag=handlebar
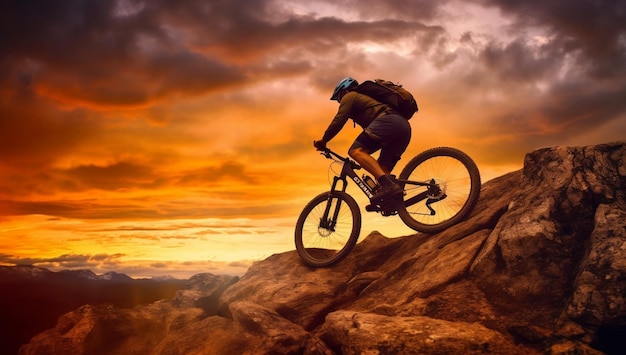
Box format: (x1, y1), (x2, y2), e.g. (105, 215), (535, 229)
(317, 147), (361, 170)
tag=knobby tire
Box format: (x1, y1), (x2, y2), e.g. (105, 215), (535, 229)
(294, 191), (361, 268)
(397, 147), (481, 233)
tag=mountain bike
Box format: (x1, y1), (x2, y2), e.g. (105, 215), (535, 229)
(294, 146), (481, 267)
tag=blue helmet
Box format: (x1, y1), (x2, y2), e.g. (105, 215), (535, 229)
(330, 77), (358, 101)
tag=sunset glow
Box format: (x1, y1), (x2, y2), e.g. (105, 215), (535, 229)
(1, 0), (625, 278)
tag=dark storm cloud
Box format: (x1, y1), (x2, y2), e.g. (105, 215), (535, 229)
(0, 0), (440, 107)
(479, 39), (558, 83)
(473, 0), (626, 78)
(0, 0), (247, 107)
(459, 0), (626, 154)
(198, 15), (438, 60)
(473, 35), (626, 137)
(350, 0), (447, 20)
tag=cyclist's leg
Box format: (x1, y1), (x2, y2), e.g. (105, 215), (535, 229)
(354, 115), (411, 201)
(348, 136), (385, 179)
(367, 114), (412, 173)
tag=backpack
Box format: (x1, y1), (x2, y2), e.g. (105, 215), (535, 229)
(354, 79), (418, 119)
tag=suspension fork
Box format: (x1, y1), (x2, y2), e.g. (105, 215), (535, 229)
(320, 175), (348, 231)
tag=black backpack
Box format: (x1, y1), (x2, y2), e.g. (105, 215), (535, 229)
(354, 79), (418, 119)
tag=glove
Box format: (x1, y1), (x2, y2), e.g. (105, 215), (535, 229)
(313, 140), (327, 150)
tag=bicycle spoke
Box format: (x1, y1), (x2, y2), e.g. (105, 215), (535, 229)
(295, 191), (362, 267)
(302, 200), (352, 251)
(398, 147), (480, 233)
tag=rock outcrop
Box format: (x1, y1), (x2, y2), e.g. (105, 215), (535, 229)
(20, 142), (626, 354)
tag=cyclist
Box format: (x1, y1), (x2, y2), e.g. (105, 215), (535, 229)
(314, 77), (412, 203)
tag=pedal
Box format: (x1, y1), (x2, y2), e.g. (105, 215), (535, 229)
(370, 189), (403, 205)
(365, 204), (380, 212)
(379, 198), (400, 216)
(381, 209), (397, 217)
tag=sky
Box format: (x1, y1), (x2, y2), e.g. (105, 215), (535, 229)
(1, 0), (625, 279)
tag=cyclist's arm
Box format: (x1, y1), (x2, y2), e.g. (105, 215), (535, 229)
(321, 94), (354, 142)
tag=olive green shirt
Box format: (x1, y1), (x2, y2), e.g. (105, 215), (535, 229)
(322, 91), (391, 142)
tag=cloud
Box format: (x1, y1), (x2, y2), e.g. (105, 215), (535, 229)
(1, 0), (447, 110)
(466, 0), (626, 113)
(177, 161), (254, 185)
(63, 161), (157, 191)
(0, 252), (252, 278)
(1, 156), (264, 197)
(1, 0), (247, 109)
(346, 0), (448, 21)
(397, 0), (626, 164)
(0, 252), (125, 269)
(479, 39), (557, 84)
(472, 0), (626, 77)
(0, 196), (297, 220)
(0, 91), (99, 170)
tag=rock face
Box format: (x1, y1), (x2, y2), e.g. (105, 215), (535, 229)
(0, 266), (186, 354)
(20, 142), (626, 354)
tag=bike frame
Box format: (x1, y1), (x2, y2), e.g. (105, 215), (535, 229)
(326, 150), (375, 199)
(321, 148), (438, 210)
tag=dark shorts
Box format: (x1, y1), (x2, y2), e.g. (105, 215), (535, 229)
(349, 114), (412, 171)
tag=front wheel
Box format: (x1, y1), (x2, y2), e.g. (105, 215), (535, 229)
(398, 147), (481, 233)
(295, 191), (361, 267)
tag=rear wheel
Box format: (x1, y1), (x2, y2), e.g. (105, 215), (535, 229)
(295, 191), (361, 267)
(397, 147), (480, 233)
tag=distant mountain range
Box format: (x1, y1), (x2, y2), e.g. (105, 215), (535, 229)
(0, 265), (136, 282)
(0, 265), (187, 355)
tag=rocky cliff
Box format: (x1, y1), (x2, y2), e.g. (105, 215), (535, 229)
(20, 142), (626, 354)
(0, 266), (186, 355)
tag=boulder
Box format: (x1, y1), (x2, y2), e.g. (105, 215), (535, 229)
(318, 311), (522, 354)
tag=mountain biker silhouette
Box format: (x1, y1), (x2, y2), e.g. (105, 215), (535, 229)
(314, 77), (412, 204)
